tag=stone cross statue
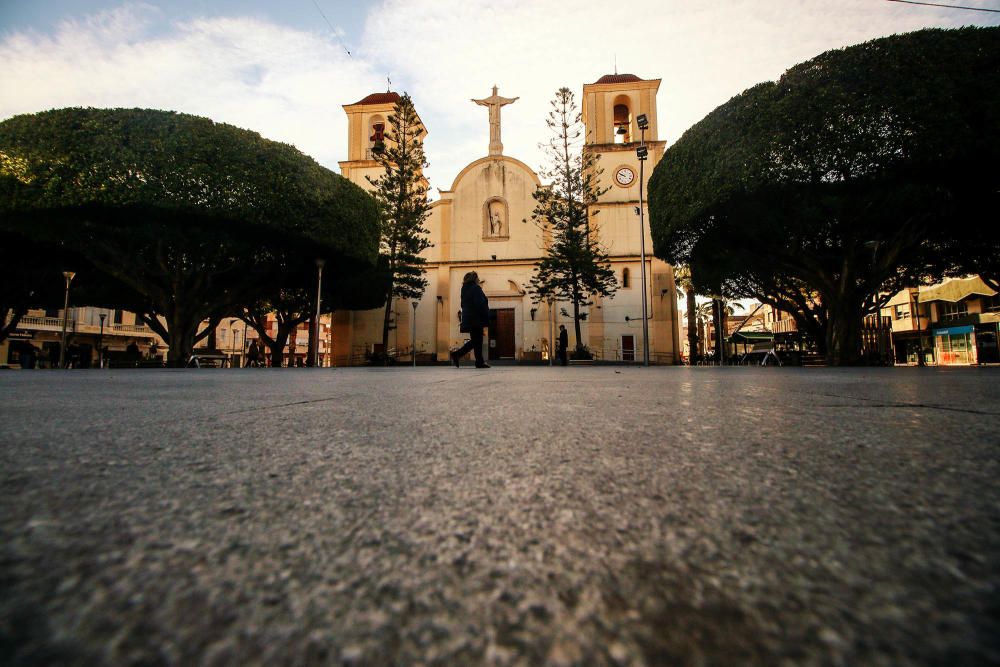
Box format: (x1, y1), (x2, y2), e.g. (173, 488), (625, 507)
(472, 85), (518, 156)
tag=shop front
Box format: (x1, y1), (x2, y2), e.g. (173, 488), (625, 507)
(892, 332), (935, 365)
(933, 325), (975, 365)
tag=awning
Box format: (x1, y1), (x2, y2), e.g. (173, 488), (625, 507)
(729, 331), (774, 343)
(919, 277), (996, 304)
(933, 325), (974, 336)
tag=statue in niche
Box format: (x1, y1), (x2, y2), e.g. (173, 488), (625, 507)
(486, 200), (506, 238)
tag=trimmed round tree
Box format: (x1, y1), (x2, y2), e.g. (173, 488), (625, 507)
(0, 108), (378, 365)
(648, 27), (1000, 365)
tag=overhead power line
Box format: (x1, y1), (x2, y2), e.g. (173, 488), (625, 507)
(886, 0), (1000, 13)
(309, 0), (353, 56)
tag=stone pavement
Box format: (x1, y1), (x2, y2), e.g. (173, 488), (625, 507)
(1, 366), (998, 665)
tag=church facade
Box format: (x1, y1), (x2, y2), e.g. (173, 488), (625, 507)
(332, 75), (680, 365)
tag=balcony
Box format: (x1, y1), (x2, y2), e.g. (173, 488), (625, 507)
(7, 315), (71, 332)
(5, 314), (157, 338)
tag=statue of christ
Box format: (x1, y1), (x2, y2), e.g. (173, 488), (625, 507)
(472, 85), (518, 156)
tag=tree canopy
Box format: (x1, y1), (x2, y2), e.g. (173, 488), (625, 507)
(0, 107), (379, 364)
(648, 27), (1000, 365)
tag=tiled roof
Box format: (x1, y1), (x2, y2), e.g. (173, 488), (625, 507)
(351, 92), (401, 105)
(593, 74), (642, 84)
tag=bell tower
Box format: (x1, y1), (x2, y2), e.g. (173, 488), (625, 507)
(338, 91), (427, 193)
(581, 73), (680, 364)
(582, 73), (664, 203)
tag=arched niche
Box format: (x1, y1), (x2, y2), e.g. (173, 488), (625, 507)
(483, 197), (509, 240)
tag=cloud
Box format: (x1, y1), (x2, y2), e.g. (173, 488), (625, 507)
(1, 0), (996, 193)
(363, 0), (999, 190)
(0, 2), (377, 169)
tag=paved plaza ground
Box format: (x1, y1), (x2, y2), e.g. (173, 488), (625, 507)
(1, 366), (998, 665)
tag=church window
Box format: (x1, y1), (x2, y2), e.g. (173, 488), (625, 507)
(622, 267), (631, 288)
(613, 104), (631, 143)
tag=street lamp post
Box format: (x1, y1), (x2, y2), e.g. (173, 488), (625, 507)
(411, 300), (418, 368)
(314, 259), (325, 368)
(636, 113), (651, 367)
(230, 323), (240, 366)
(911, 287), (925, 367)
(98, 313), (106, 369)
(58, 271), (76, 369)
(228, 318), (237, 367)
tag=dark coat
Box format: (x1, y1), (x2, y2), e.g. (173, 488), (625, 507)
(460, 281), (489, 331)
(558, 328), (568, 351)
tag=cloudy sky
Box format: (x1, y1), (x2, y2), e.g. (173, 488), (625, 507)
(2, 0), (998, 193)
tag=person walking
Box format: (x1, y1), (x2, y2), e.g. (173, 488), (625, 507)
(558, 324), (569, 366)
(246, 339), (261, 367)
(451, 271), (490, 369)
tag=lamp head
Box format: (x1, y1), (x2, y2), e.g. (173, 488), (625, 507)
(636, 146), (649, 160)
(636, 114), (649, 130)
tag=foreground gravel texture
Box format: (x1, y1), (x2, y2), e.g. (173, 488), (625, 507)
(1, 366), (998, 666)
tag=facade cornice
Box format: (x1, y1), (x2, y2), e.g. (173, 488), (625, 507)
(586, 140), (667, 153)
(582, 79), (661, 95)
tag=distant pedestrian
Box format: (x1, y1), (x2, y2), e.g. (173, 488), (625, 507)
(451, 271), (490, 369)
(246, 340), (261, 367)
(19, 344), (37, 369)
(125, 340), (142, 366)
(558, 324), (569, 366)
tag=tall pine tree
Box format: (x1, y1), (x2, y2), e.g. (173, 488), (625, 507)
(367, 93), (432, 362)
(528, 88), (617, 358)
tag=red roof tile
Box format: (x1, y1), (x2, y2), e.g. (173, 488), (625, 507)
(593, 74), (642, 84)
(351, 91), (401, 106)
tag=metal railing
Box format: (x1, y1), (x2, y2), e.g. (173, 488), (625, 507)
(4, 313), (156, 337)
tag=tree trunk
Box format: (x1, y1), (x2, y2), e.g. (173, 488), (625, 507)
(381, 293), (393, 365)
(686, 291), (698, 363)
(288, 326), (298, 367)
(0, 306), (26, 345)
(712, 299), (723, 365)
(268, 328), (291, 368)
(165, 310), (197, 368)
(572, 300), (583, 356)
(306, 314), (316, 367)
(825, 298), (864, 366)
